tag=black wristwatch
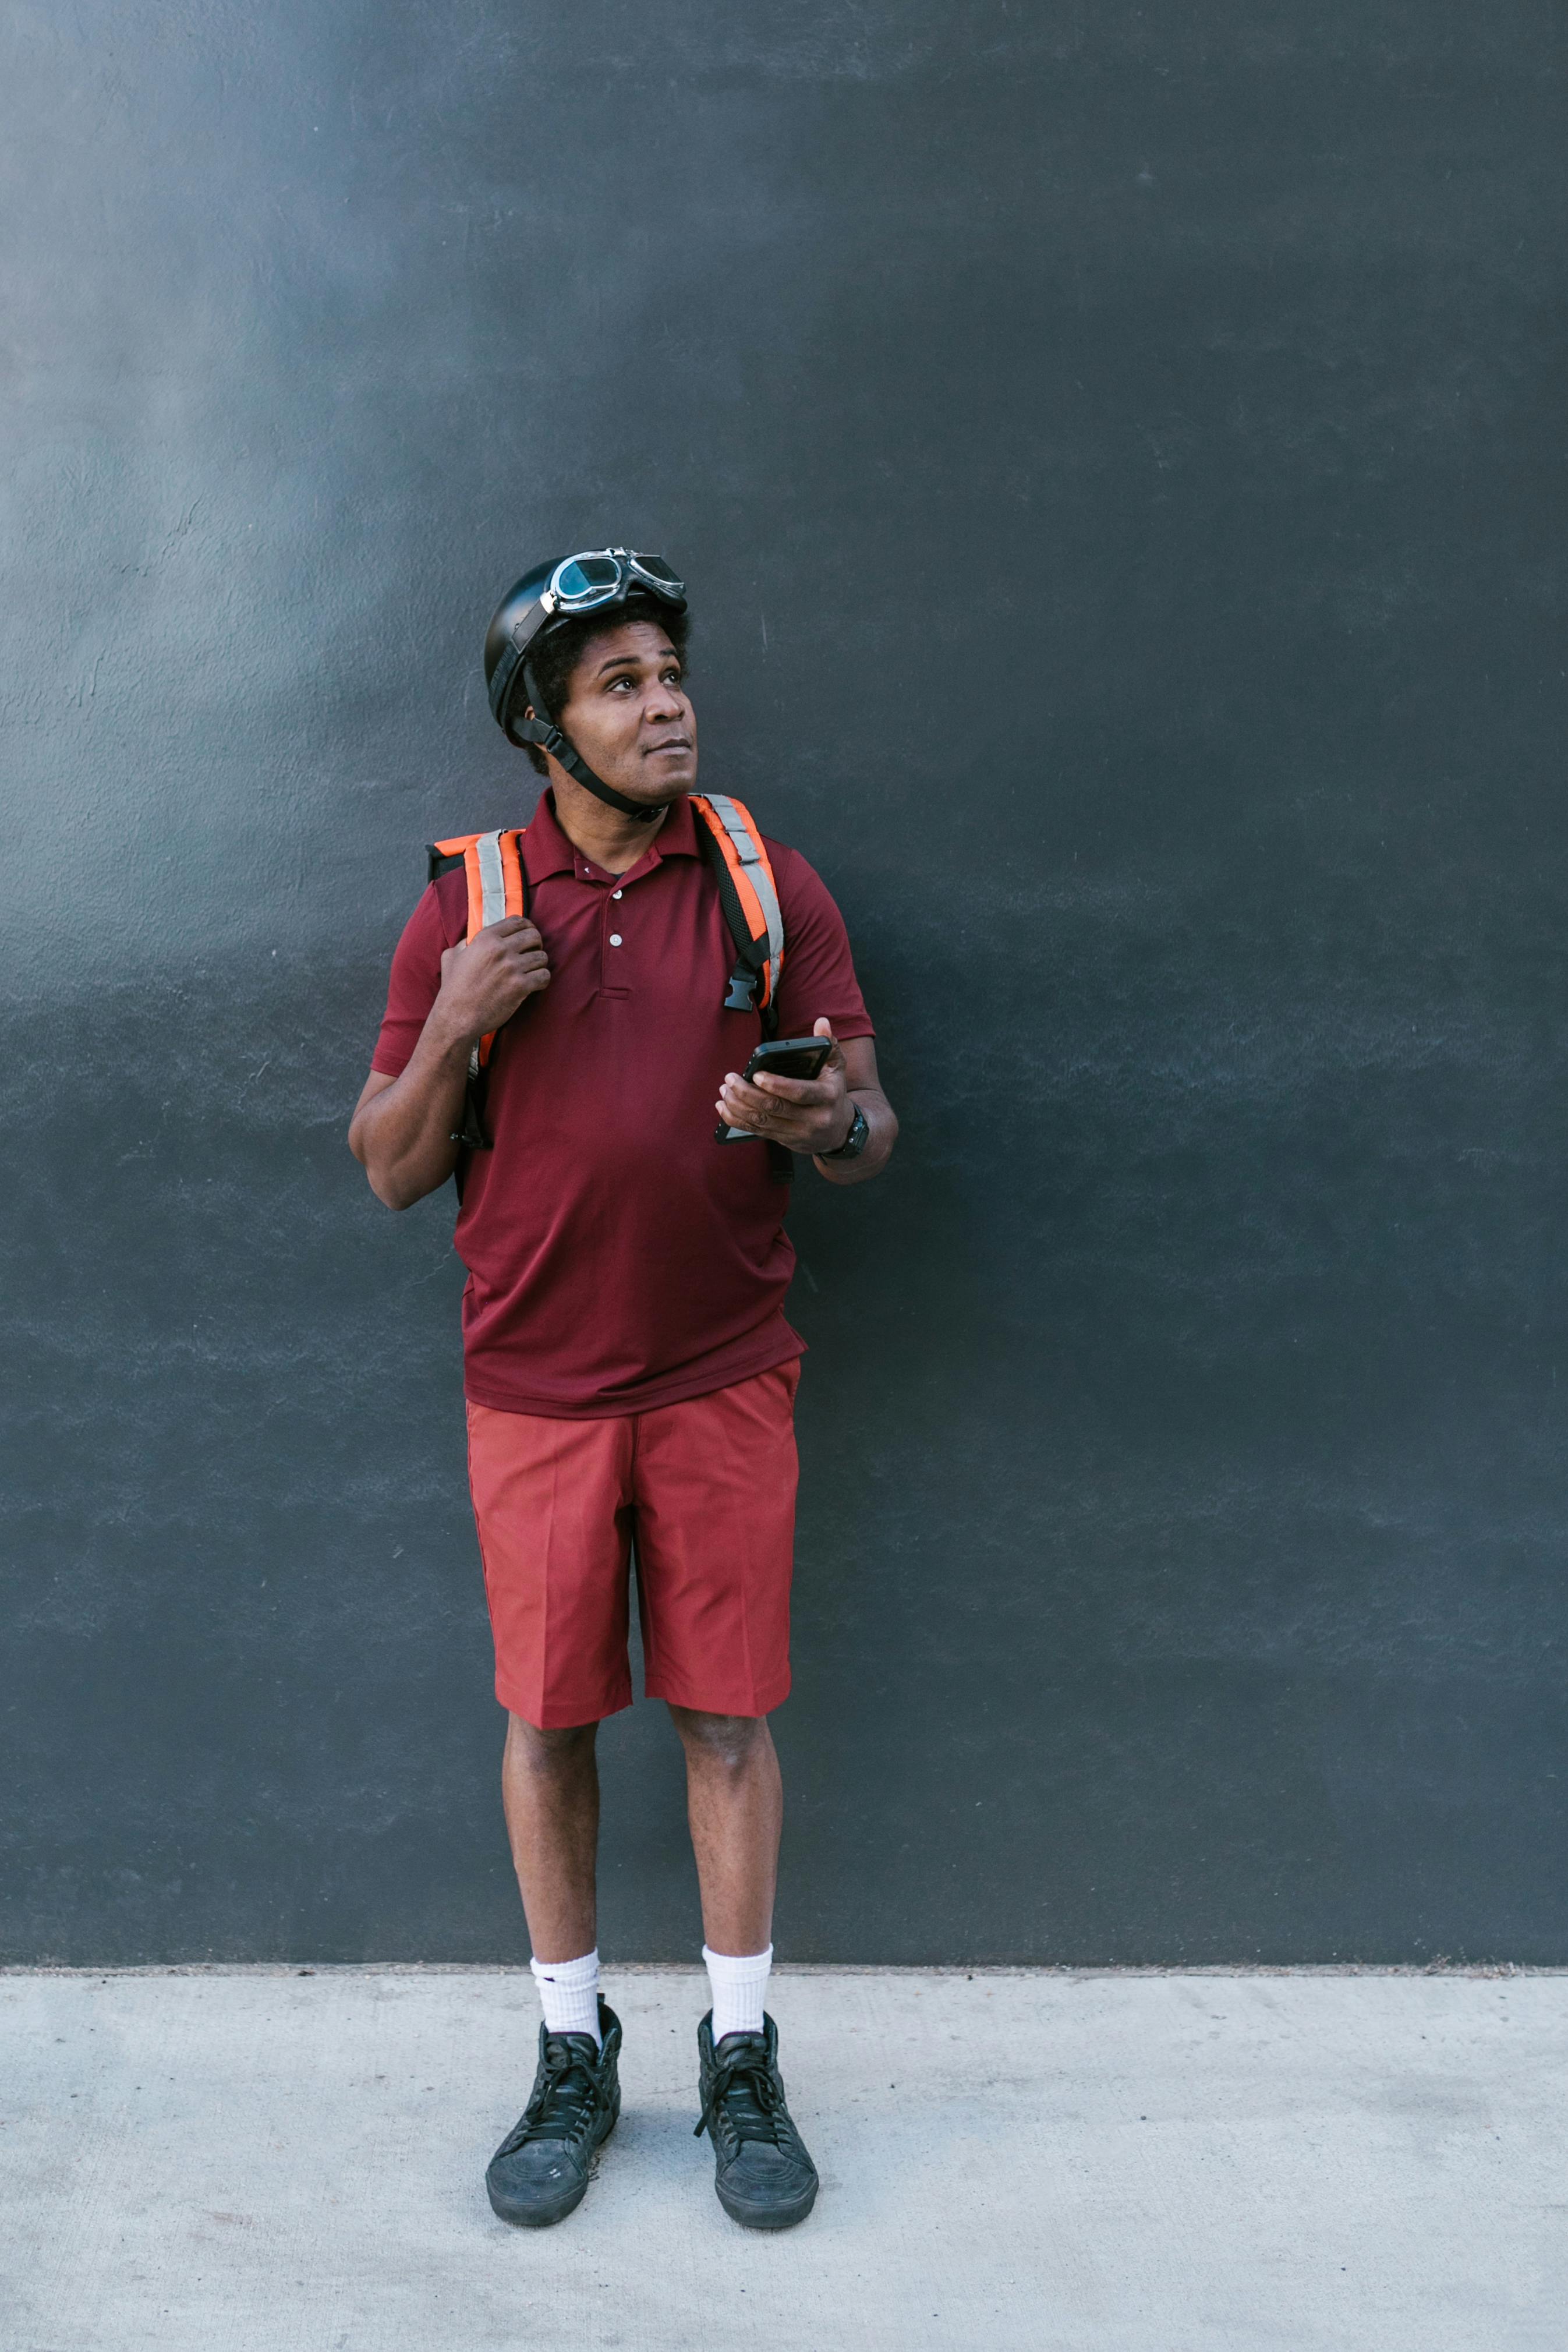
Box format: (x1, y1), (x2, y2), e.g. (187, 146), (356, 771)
(820, 1101), (870, 1162)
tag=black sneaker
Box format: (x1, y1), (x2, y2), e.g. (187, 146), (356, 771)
(486, 1999), (621, 2227)
(694, 2010), (819, 2230)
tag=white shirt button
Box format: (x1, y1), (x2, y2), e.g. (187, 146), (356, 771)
(609, 933), (623, 947)
(612, 888), (623, 899)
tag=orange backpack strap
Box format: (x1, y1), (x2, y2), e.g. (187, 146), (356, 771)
(428, 827), (529, 941)
(689, 794), (785, 1032)
(424, 827), (529, 1148)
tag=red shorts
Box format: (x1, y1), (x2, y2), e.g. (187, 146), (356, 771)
(465, 1360), (801, 1728)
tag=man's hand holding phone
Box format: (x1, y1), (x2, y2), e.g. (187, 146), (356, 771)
(715, 1018), (855, 1154)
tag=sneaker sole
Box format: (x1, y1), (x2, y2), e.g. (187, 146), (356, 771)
(486, 2103), (619, 2228)
(715, 2173), (819, 2231)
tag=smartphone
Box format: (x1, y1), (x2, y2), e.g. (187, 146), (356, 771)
(715, 1035), (834, 1143)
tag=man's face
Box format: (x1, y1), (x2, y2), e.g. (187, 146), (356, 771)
(550, 618), (697, 806)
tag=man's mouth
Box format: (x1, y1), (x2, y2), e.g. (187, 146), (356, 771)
(645, 737), (692, 759)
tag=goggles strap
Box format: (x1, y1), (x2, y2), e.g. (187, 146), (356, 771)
(487, 600), (554, 731)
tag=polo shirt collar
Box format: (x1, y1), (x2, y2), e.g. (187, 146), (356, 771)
(520, 788), (703, 885)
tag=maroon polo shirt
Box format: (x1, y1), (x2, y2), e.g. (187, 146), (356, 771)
(371, 788), (874, 1417)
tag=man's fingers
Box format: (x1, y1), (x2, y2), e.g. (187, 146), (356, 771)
(446, 918), (540, 951)
(716, 1097), (770, 1135)
(753, 1071), (839, 1103)
(447, 918), (544, 972)
(473, 918), (545, 957)
(716, 1069), (842, 1150)
(719, 1077), (777, 1116)
(716, 1077), (789, 1133)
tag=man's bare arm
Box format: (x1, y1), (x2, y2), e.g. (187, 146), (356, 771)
(811, 1032), (896, 1186)
(348, 916), (551, 1209)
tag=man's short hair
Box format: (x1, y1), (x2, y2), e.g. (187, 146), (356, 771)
(519, 599), (691, 777)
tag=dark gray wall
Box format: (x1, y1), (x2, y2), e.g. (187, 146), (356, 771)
(4, 2), (1566, 1964)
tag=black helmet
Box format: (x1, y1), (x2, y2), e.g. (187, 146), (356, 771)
(483, 549), (687, 821)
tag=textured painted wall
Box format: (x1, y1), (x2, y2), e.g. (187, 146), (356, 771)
(3, 3), (1566, 1962)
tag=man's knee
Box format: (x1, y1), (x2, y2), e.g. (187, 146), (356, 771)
(505, 1713), (599, 1774)
(669, 1706), (770, 1774)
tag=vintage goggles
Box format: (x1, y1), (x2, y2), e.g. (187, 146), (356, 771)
(540, 548), (686, 617)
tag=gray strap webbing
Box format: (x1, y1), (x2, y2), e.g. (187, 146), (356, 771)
(466, 830), (509, 1078)
(475, 830), (508, 929)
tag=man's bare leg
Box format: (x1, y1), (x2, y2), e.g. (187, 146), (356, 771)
(668, 1707), (782, 1955)
(500, 1713), (600, 1961)
(486, 1713), (615, 2230)
(672, 1706), (816, 2227)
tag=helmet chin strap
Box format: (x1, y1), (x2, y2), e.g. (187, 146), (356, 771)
(509, 657), (662, 823)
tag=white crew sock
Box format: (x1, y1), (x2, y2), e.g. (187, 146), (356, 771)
(703, 1943), (773, 2043)
(530, 1948), (601, 2045)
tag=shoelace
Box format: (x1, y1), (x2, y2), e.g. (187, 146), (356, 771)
(496, 2039), (601, 2153)
(694, 2041), (790, 2146)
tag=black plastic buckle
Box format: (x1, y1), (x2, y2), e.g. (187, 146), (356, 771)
(724, 961), (759, 1013)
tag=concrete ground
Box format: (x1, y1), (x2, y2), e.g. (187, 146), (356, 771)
(2, 1967), (1564, 2352)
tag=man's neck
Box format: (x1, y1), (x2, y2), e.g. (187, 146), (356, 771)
(547, 769), (677, 875)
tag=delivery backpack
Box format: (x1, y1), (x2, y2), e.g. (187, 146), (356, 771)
(427, 792), (786, 1155)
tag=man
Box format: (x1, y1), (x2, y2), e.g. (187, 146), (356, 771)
(348, 549), (896, 2230)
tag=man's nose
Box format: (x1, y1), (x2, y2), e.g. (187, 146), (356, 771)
(646, 679), (686, 721)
